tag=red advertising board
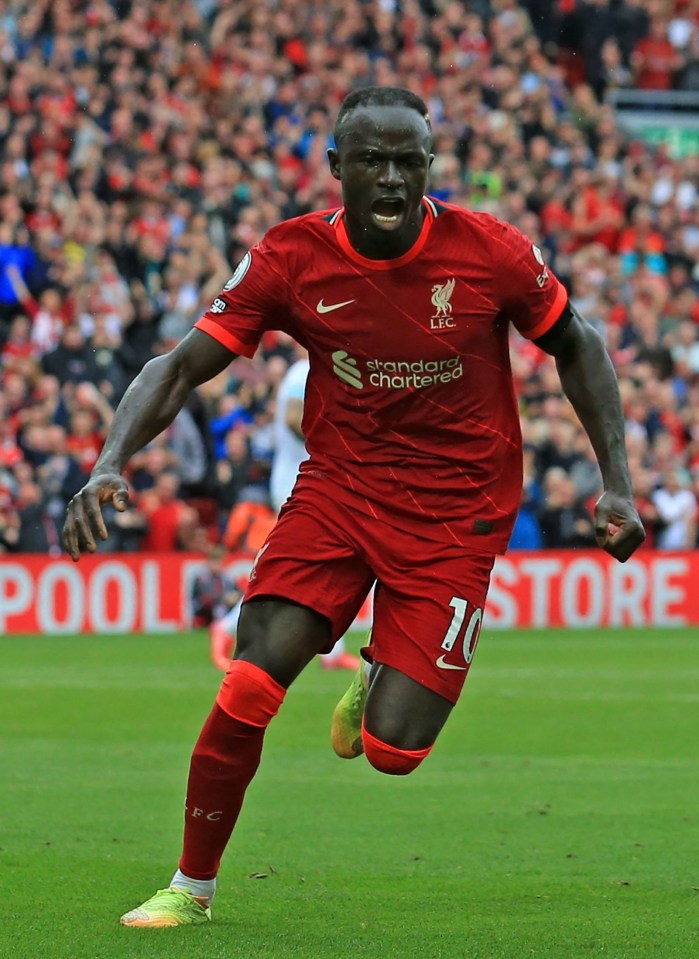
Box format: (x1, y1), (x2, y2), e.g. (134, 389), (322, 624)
(486, 550), (699, 628)
(1, 550), (698, 635)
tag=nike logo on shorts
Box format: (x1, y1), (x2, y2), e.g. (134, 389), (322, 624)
(317, 298), (356, 314)
(435, 655), (467, 671)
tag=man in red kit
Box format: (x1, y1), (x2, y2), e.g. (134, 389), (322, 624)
(62, 87), (645, 928)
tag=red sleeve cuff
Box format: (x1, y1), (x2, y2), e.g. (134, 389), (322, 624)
(521, 281), (568, 340)
(194, 317), (257, 358)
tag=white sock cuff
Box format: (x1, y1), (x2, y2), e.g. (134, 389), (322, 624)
(170, 868), (217, 902)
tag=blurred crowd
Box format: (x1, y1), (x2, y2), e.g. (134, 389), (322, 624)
(1, 0), (698, 558)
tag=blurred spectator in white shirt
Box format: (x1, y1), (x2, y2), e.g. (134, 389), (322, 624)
(652, 470), (698, 549)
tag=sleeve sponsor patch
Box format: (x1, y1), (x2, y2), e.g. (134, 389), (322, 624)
(223, 251), (252, 291)
(532, 245), (549, 288)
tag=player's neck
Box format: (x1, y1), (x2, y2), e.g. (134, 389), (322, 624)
(343, 206), (426, 261)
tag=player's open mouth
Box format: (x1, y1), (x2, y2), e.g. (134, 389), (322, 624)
(370, 197), (405, 226)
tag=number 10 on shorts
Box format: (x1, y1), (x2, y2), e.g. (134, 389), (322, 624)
(441, 597), (483, 665)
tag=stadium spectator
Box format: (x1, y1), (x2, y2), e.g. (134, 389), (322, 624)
(508, 445), (544, 549)
(670, 319), (699, 376)
(680, 30), (699, 89)
(0, 223), (38, 323)
(13, 479), (59, 553)
(5, 264), (70, 354)
(0, 481), (20, 552)
(535, 417), (585, 476)
(190, 545), (240, 628)
(214, 428), (254, 515)
(41, 325), (101, 386)
(1, 313), (35, 368)
(27, 424), (85, 552)
(631, 466), (664, 548)
(209, 392), (254, 461)
(221, 485), (275, 556)
(138, 470), (199, 552)
(652, 469), (698, 548)
(597, 37), (634, 97)
(631, 16), (684, 90)
(164, 407), (210, 497)
(64, 381), (113, 476)
(93, 499), (148, 554)
(538, 467), (598, 548)
(618, 204), (668, 277)
(578, 0), (622, 93)
(268, 353), (309, 513)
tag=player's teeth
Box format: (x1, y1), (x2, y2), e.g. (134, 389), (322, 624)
(375, 213), (398, 222)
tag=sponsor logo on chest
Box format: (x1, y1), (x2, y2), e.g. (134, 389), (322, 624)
(331, 350), (463, 391)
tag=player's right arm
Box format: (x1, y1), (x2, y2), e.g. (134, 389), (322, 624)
(493, 219), (644, 562)
(62, 329), (235, 560)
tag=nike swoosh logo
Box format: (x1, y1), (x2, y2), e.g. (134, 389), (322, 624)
(435, 655), (468, 671)
(317, 298), (356, 314)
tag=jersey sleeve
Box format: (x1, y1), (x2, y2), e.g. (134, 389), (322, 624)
(194, 231), (290, 358)
(493, 221), (568, 340)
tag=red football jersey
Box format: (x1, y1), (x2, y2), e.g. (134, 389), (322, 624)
(196, 197), (567, 552)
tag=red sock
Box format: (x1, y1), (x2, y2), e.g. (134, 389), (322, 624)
(178, 704), (263, 879)
(179, 662), (285, 880)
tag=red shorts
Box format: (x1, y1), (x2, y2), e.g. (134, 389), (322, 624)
(245, 477), (495, 704)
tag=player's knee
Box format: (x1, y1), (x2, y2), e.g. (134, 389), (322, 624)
(215, 659), (286, 728)
(361, 724), (433, 776)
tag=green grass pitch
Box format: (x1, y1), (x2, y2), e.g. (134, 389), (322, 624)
(1, 627), (697, 959)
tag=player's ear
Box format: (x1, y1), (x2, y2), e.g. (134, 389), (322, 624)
(327, 148), (341, 181)
(428, 153), (435, 170)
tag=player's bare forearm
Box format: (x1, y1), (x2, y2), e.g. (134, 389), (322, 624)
(536, 304), (645, 560)
(553, 311), (630, 496)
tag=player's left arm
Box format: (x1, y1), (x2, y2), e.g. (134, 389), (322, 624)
(534, 302), (646, 562)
